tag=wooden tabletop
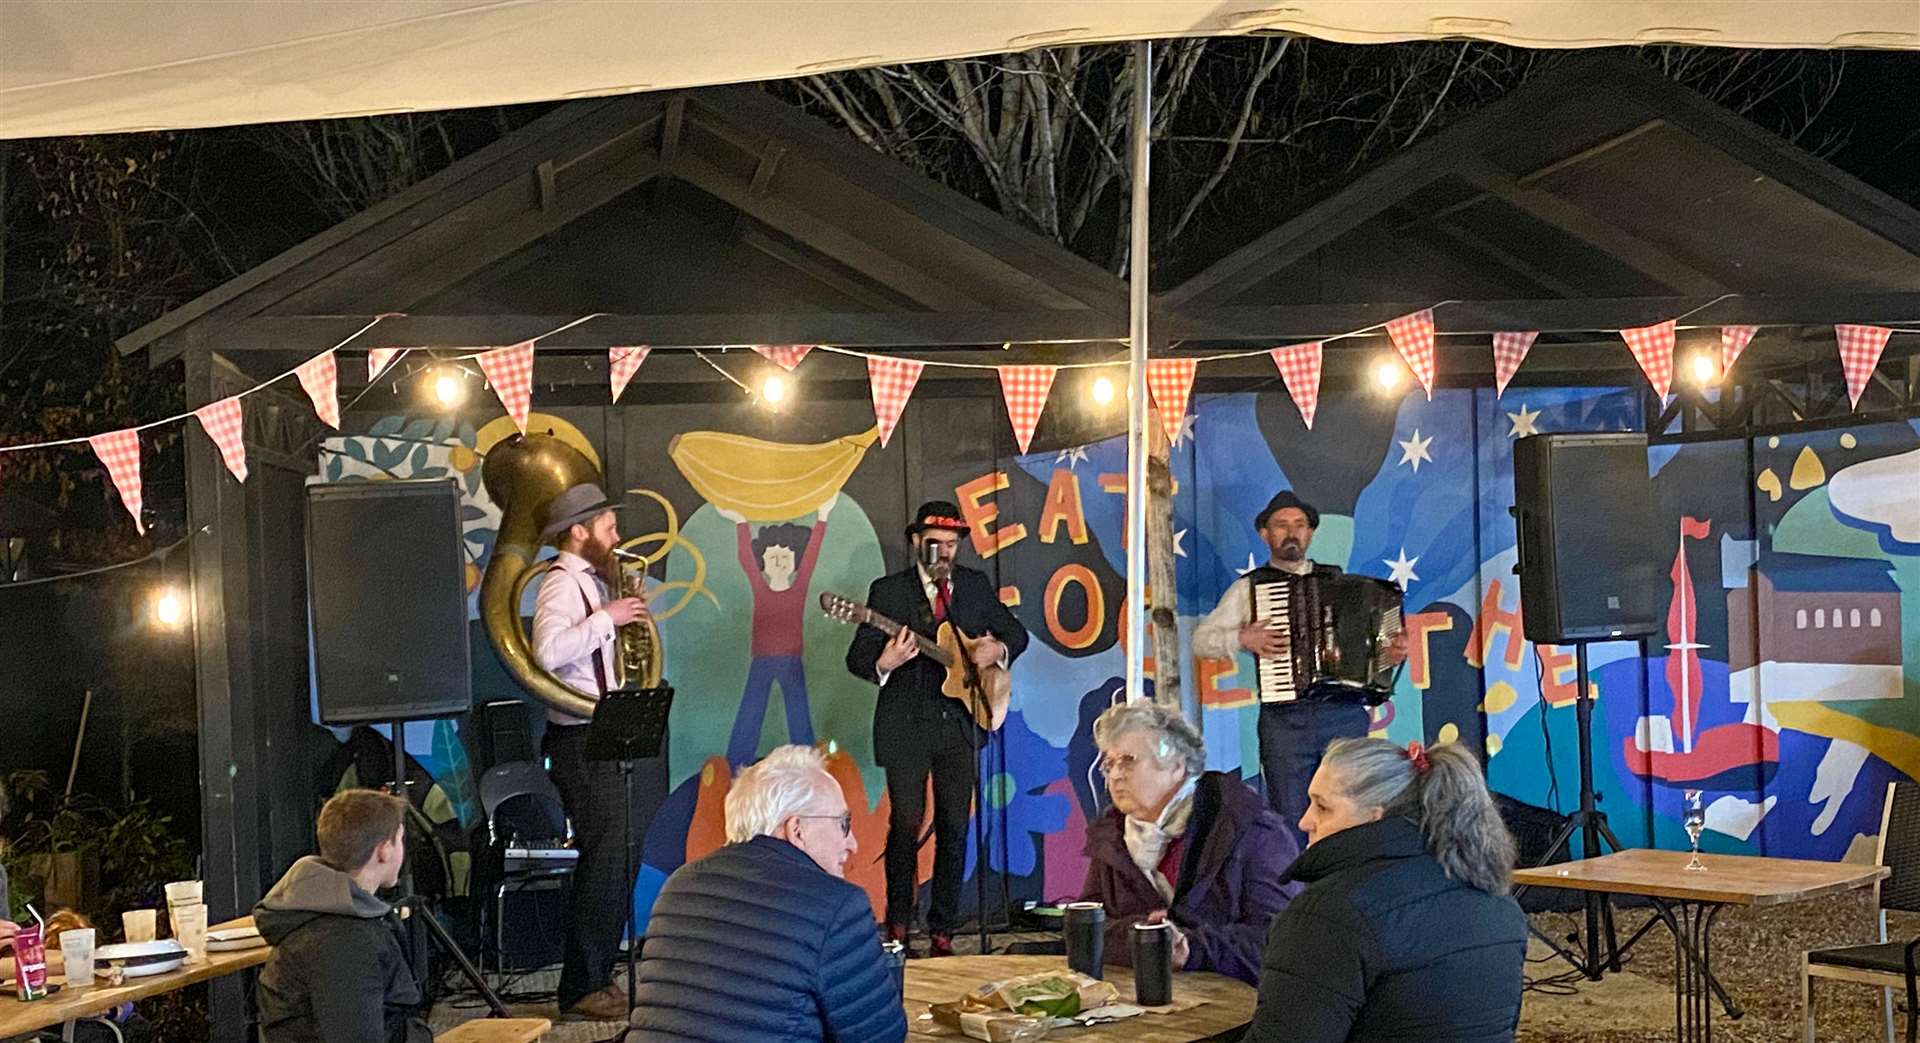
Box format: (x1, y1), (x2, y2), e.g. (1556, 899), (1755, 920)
(434, 1016), (552, 1042)
(1512, 849), (1889, 907)
(0, 917), (270, 1037)
(903, 954), (1255, 1042)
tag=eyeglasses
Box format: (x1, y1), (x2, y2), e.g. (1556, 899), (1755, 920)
(796, 813), (853, 837)
(1098, 753), (1155, 778)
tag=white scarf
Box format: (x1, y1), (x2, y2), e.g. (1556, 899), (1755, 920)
(1123, 776), (1197, 902)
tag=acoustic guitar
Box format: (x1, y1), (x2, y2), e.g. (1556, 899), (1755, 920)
(819, 591), (1011, 732)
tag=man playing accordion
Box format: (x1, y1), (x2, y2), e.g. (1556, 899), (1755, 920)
(1193, 491), (1407, 845)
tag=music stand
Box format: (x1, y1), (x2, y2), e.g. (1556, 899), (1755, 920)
(587, 685), (674, 1016)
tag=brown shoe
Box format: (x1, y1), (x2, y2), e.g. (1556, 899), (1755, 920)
(561, 983), (629, 1022)
(928, 933), (954, 958)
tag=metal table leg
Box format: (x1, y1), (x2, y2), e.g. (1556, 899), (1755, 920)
(1651, 899), (1737, 1043)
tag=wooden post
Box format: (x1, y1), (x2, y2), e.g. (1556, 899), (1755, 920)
(1146, 405), (1182, 709)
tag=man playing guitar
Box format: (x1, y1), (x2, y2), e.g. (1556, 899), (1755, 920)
(845, 500), (1029, 957)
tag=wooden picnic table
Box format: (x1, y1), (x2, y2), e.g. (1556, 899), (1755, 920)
(1513, 848), (1888, 1043)
(434, 1017), (551, 1042)
(902, 954), (1254, 1042)
(0, 916), (270, 1040)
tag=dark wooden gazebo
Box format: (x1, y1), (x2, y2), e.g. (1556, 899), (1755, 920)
(1162, 53), (1920, 439)
(113, 83), (1129, 988)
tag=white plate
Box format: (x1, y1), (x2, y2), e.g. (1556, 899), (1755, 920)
(104, 955), (185, 978)
(95, 940), (186, 962)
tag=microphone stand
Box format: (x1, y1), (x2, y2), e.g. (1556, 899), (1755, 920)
(396, 897), (510, 1019)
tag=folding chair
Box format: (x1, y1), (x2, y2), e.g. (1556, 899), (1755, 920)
(1804, 781), (1920, 1043)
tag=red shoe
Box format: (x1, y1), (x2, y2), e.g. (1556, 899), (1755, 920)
(928, 932), (954, 958)
(885, 922), (909, 946)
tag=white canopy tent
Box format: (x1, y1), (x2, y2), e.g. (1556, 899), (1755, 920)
(3, 0), (1917, 140)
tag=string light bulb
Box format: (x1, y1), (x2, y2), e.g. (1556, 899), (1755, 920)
(1372, 357), (1406, 393)
(430, 368), (467, 409)
(1089, 375), (1115, 407)
(761, 373), (789, 406)
(1687, 351), (1719, 388)
(152, 588), (185, 628)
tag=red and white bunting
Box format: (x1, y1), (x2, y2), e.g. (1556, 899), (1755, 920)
(1269, 343), (1323, 430)
(1835, 324), (1893, 408)
(1491, 331), (1539, 398)
(1145, 358), (1198, 446)
(754, 345), (815, 372)
(295, 351), (341, 429)
(1620, 319), (1677, 399)
(477, 341), (536, 433)
(867, 355), (924, 448)
(1720, 326), (1758, 376)
(368, 348), (402, 381)
(997, 365), (1057, 455)
(1385, 309), (1437, 400)
(193, 396), (248, 483)
(610, 346), (650, 404)
(89, 429), (144, 534)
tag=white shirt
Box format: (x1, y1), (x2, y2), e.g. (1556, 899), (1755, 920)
(531, 550), (617, 725)
(1191, 557), (1313, 661)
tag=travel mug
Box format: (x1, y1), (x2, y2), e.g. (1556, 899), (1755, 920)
(1132, 922), (1173, 1006)
(1063, 901), (1106, 980)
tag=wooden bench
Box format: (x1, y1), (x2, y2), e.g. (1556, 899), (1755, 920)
(434, 1017), (552, 1043)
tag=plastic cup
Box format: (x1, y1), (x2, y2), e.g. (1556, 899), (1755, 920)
(60, 928), (95, 986)
(172, 904), (208, 963)
(164, 881), (202, 910)
(121, 909), (157, 943)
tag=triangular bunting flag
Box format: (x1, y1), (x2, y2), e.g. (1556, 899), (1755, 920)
(1385, 309), (1437, 399)
(193, 396), (249, 483)
(997, 366), (1057, 455)
(1720, 326), (1757, 376)
(295, 351), (341, 429)
(1620, 319), (1677, 399)
(1835, 324), (1893, 408)
(1491, 331), (1539, 398)
(867, 355), (924, 448)
(89, 429), (144, 534)
(754, 345), (815, 372)
(477, 341), (536, 433)
(368, 348), (402, 381)
(1145, 358), (1198, 446)
(610, 346), (650, 404)
(1269, 343), (1323, 430)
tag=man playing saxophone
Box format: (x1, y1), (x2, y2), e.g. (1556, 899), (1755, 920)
(532, 482), (649, 1021)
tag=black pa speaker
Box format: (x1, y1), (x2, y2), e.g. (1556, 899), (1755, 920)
(307, 480), (471, 724)
(1511, 433), (1661, 643)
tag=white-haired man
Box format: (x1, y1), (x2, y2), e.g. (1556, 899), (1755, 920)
(628, 745), (906, 1043)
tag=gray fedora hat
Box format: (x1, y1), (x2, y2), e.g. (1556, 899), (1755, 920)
(541, 483), (621, 541)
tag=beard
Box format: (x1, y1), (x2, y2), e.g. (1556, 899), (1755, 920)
(1275, 538), (1306, 561)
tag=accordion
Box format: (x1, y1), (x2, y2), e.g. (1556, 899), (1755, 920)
(1251, 571), (1405, 706)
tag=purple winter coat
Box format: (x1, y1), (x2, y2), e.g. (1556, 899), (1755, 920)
(1079, 771), (1303, 985)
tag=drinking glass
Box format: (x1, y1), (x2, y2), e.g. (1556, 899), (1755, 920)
(1683, 789), (1707, 871)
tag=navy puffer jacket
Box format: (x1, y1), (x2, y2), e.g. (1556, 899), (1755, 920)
(628, 835), (907, 1043)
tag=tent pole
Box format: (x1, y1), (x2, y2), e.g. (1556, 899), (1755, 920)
(1124, 40), (1152, 703)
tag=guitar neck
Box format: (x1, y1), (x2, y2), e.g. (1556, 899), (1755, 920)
(862, 609), (953, 667)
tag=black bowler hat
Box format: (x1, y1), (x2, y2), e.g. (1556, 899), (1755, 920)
(1254, 490), (1319, 530)
(906, 500), (970, 537)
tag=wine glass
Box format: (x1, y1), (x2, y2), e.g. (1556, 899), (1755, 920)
(1683, 790), (1707, 871)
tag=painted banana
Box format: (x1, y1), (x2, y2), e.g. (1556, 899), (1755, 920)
(669, 427), (879, 521)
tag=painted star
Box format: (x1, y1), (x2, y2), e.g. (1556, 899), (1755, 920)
(1384, 548), (1420, 590)
(1171, 413), (1197, 448)
(1507, 404), (1541, 438)
(1237, 552), (1260, 576)
(1397, 430), (1434, 473)
(1173, 529), (1188, 558)
(1054, 445), (1090, 468)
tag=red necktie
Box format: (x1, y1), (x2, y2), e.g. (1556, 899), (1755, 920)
(933, 580), (951, 622)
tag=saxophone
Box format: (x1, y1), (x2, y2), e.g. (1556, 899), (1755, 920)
(480, 434), (665, 720)
(606, 548), (661, 690)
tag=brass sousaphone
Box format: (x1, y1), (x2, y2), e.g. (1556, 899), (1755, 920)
(479, 434), (663, 720)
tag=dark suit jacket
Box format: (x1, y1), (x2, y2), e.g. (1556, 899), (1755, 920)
(844, 564), (1029, 768)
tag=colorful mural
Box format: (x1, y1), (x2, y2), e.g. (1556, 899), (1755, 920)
(315, 389), (1920, 924)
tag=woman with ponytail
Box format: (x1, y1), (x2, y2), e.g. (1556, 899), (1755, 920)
(1243, 737), (1527, 1043)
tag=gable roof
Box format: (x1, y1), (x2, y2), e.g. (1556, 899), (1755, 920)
(117, 86), (1126, 363)
(1165, 53), (1920, 332)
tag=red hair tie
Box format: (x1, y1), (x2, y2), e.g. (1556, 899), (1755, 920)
(1405, 741), (1432, 775)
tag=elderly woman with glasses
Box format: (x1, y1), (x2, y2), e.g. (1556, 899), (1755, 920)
(1079, 701), (1301, 985)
